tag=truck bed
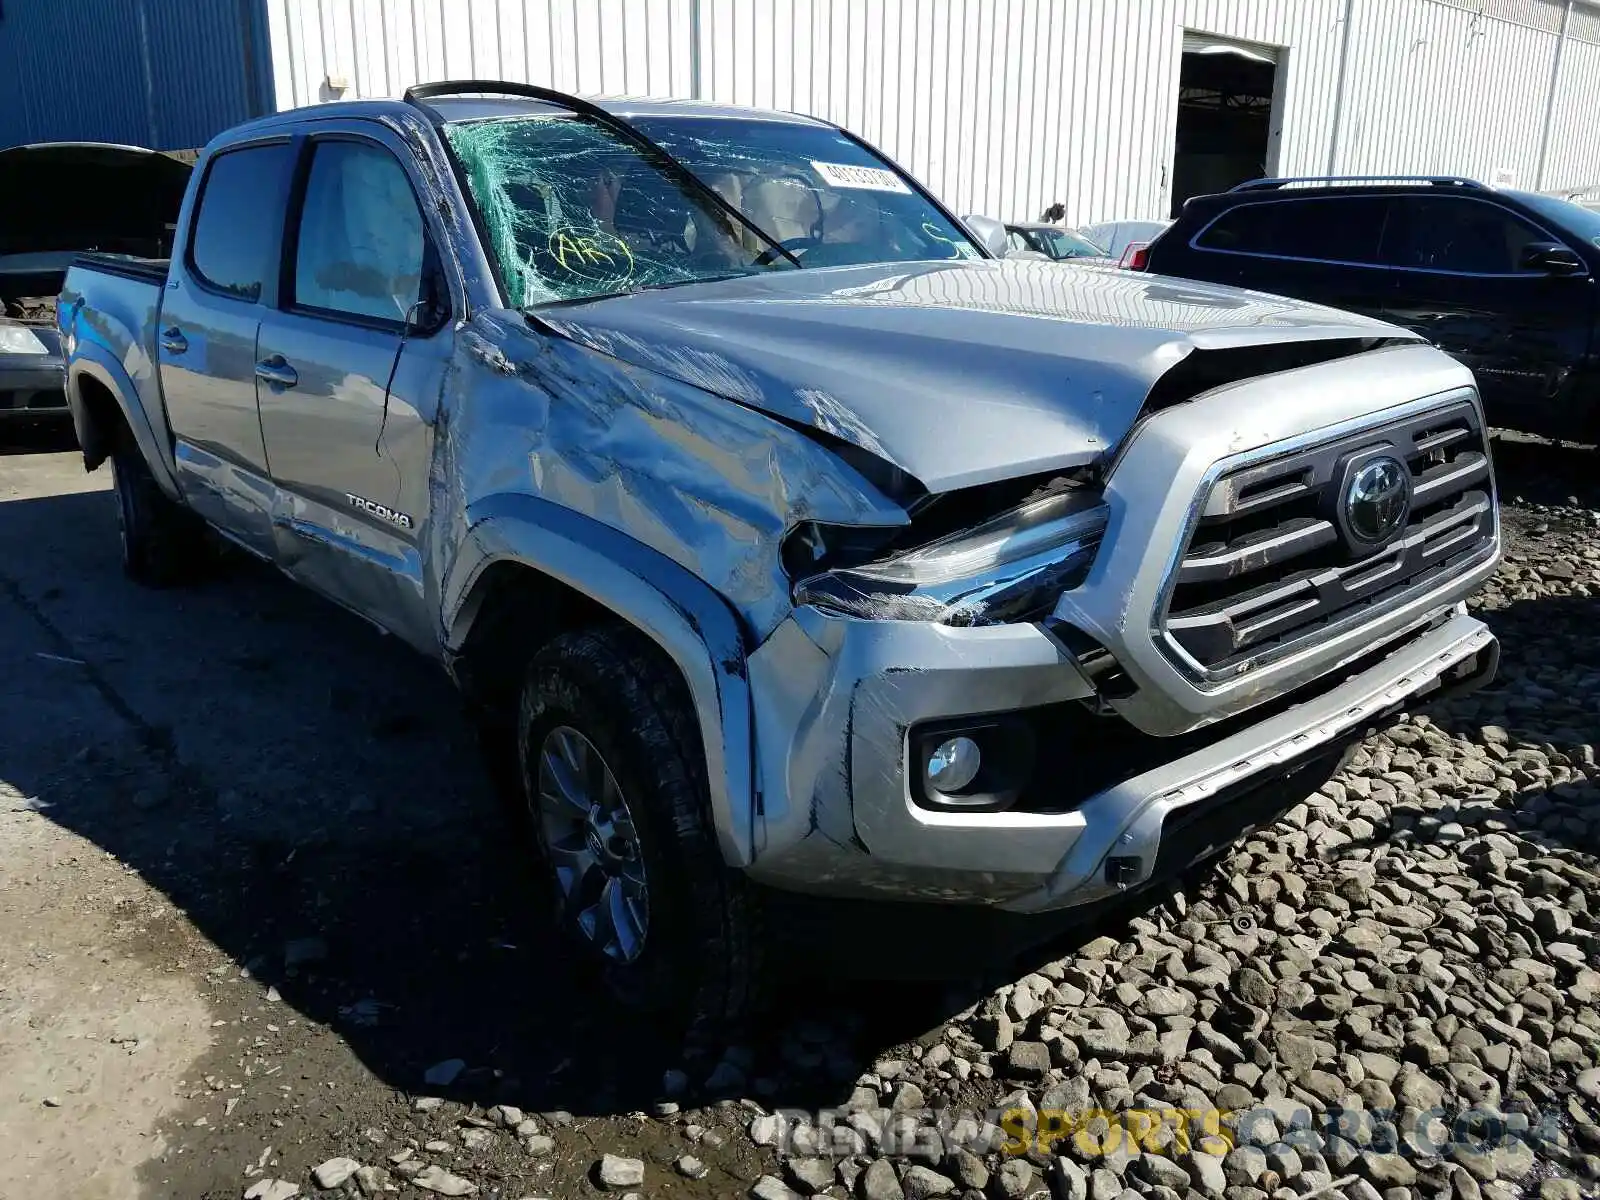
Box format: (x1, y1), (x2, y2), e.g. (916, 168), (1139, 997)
(58, 255), (173, 471)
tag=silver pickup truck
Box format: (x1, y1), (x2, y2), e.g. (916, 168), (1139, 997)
(60, 82), (1501, 1027)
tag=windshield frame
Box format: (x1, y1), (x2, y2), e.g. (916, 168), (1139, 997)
(422, 87), (989, 310)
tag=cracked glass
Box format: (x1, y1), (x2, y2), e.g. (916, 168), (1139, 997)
(444, 113), (979, 307)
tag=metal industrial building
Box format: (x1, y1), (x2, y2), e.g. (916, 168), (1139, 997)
(3, 0), (1598, 226)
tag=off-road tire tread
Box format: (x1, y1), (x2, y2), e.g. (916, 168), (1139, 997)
(518, 623), (765, 1037)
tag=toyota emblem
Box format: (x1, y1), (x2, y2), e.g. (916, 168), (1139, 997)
(1344, 456), (1411, 545)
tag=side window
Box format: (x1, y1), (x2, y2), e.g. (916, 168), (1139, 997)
(1196, 197), (1388, 265)
(1380, 197), (1547, 274)
(190, 143), (295, 301)
(292, 140), (426, 323)
(1007, 230), (1030, 252)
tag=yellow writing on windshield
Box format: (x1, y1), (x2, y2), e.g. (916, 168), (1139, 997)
(550, 228), (636, 278)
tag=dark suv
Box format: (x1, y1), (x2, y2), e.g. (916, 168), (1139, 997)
(1143, 176), (1600, 443)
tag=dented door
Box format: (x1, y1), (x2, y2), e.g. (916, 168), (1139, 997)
(254, 131), (449, 651)
(160, 139), (296, 555)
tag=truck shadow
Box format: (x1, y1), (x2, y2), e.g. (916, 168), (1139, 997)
(0, 442), (1593, 1134)
(0, 482), (1087, 1122)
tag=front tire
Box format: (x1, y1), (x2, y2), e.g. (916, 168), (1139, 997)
(110, 449), (205, 587)
(516, 625), (763, 1034)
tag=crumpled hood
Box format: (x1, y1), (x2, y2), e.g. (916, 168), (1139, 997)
(541, 257), (1413, 493)
(0, 142), (191, 257)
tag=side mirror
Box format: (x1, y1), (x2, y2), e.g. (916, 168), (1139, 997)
(1520, 242), (1586, 275)
(962, 214), (1012, 259)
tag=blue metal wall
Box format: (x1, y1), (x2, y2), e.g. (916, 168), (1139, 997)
(0, 0), (275, 150)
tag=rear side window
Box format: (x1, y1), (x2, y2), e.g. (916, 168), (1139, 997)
(1380, 197), (1547, 274)
(1195, 197), (1389, 265)
(292, 140), (426, 323)
(189, 143), (294, 302)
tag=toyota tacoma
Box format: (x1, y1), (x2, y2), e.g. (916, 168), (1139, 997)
(59, 83), (1501, 1026)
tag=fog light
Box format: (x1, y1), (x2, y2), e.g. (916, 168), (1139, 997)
(926, 736), (982, 793)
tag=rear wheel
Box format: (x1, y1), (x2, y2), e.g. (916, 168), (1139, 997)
(110, 448), (205, 587)
(516, 625), (764, 1034)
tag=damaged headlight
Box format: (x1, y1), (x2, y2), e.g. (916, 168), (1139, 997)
(790, 491), (1108, 625)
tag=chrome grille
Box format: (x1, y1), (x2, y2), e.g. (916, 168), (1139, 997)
(1159, 399), (1496, 674)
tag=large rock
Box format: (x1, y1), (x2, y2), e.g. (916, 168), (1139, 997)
(1358, 1152), (1417, 1188)
(1005, 1041), (1052, 1080)
(410, 1166), (478, 1197)
(972, 1013), (1015, 1053)
(946, 1149), (989, 1192)
(987, 1159), (1033, 1200)
(1141, 987), (1192, 1017)
(1274, 1032), (1319, 1075)
(901, 1165), (957, 1200)
(1396, 1069), (1445, 1110)
(1052, 1158), (1087, 1200)
(1128, 1155), (1190, 1191)
(312, 1158), (361, 1189)
(859, 1159), (905, 1200)
(597, 1155), (646, 1190)
(785, 1158), (836, 1194)
(1578, 1067), (1600, 1103)
(1185, 1149), (1227, 1197)
(752, 1176), (803, 1200)
(1223, 1145), (1268, 1188)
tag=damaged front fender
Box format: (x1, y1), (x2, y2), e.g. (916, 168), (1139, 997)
(431, 311), (916, 867)
(435, 312), (907, 642)
(442, 493), (760, 867)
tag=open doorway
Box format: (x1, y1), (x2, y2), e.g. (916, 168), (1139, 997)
(1171, 35), (1281, 215)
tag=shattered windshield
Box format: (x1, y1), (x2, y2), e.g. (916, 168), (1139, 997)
(443, 113), (979, 307)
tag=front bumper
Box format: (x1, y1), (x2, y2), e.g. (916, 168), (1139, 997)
(746, 604), (1496, 910)
(0, 333), (67, 417)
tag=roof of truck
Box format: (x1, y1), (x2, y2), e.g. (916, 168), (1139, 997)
(221, 92), (831, 145)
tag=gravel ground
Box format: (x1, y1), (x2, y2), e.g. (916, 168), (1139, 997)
(0, 426), (1596, 1200)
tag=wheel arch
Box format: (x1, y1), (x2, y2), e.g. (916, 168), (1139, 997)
(443, 494), (758, 869)
(65, 353), (180, 499)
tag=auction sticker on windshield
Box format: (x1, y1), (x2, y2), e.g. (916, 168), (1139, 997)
(811, 160), (912, 193)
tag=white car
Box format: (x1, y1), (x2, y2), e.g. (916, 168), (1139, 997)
(1081, 218), (1173, 262)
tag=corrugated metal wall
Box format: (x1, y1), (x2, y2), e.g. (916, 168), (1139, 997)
(0, 0), (273, 150)
(262, 0), (1600, 222)
(262, 0), (694, 108)
(694, 0), (1349, 232)
(1331, 0), (1574, 190)
(1546, 35), (1600, 190)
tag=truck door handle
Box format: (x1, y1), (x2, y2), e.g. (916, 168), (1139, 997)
(161, 326), (188, 354)
(254, 355), (298, 388)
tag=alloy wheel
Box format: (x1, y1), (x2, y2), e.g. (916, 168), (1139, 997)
(534, 725), (649, 962)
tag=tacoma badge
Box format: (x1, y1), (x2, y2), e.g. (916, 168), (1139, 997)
(345, 493), (414, 530)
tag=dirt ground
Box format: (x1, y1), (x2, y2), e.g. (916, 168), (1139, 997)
(0, 424), (648, 1199)
(1, 420), (1596, 1200)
